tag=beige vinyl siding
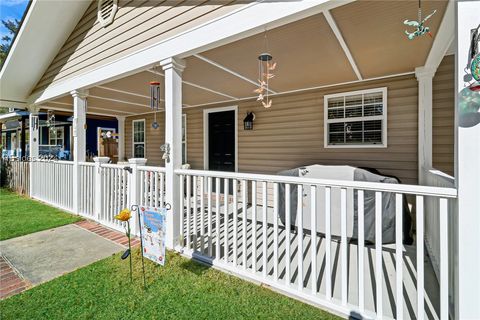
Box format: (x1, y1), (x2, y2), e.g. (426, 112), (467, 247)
(125, 74), (419, 184)
(33, 0), (250, 93)
(432, 55), (454, 176)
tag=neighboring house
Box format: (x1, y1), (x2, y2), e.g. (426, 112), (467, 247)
(0, 110), (118, 160)
(0, 1), (478, 319)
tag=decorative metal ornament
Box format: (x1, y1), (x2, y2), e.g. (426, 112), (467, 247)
(404, 0), (436, 40)
(254, 31), (276, 108)
(46, 110), (56, 134)
(472, 53), (480, 81)
(150, 81), (161, 129)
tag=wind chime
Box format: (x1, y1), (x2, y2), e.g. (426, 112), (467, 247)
(150, 80), (161, 129)
(254, 31), (277, 108)
(46, 110), (56, 135)
(404, 0), (436, 40)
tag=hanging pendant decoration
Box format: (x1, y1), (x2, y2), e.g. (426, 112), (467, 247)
(46, 110), (56, 135)
(254, 31), (276, 108)
(404, 0), (436, 40)
(150, 81), (161, 129)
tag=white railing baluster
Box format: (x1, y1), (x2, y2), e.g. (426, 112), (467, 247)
(396, 193), (403, 320)
(215, 177), (221, 260)
(207, 177), (212, 257)
(160, 172), (165, 207)
(193, 175), (198, 252)
(341, 188), (347, 305)
(154, 171), (159, 207)
(439, 197), (448, 320)
(358, 189), (364, 310)
(297, 185), (304, 291)
(252, 180), (257, 272)
(179, 174), (184, 246)
(417, 195), (425, 320)
(139, 171), (144, 206)
(262, 181), (268, 278)
(186, 175), (191, 250)
(273, 182), (279, 281)
(311, 185), (317, 295)
(200, 176), (205, 254)
(233, 179), (238, 266)
(242, 179), (247, 269)
(285, 183), (291, 286)
(326, 186), (332, 300)
(224, 178), (230, 263)
(375, 191), (383, 318)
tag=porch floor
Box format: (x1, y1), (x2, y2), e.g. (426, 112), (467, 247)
(182, 204), (439, 320)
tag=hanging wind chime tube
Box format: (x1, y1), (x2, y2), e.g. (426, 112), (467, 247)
(150, 81), (160, 129)
(254, 31), (276, 108)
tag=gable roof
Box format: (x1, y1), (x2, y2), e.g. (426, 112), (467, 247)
(0, 0), (90, 108)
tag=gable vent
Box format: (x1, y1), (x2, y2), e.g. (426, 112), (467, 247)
(98, 0), (118, 27)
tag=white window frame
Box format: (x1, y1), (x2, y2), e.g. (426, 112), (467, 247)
(323, 87), (387, 148)
(48, 126), (65, 147)
(132, 119), (146, 158)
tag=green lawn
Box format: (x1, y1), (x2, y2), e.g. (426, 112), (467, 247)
(0, 189), (82, 240)
(0, 249), (340, 320)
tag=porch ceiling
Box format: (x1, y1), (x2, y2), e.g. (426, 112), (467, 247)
(44, 0), (449, 116)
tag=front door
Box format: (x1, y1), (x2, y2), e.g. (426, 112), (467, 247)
(208, 110), (235, 172)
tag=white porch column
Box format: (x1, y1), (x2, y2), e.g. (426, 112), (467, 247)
(27, 105), (40, 197)
(161, 57), (185, 250)
(71, 89), (88, 214)
(116, 116), (125, 162)
(454, 1), (480, 318)
(415, 66), (436, 185)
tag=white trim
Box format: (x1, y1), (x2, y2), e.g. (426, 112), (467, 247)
(182, 113), (187, 164)
(132, 119), (146, 158)
(147, 69), (238, 100)
(323, 87), (387, 148)
(96, 127), (116, 156)
(193, 54), (277, 94)
(31, 0), (349, 104)
(424, 0), (455, 71)
(96, 85), (150, 99)
(89, 95), (150, 108)
(46, 101), (136, 116)
(203, 105), (238, 172)
(323, 10), (362, 80)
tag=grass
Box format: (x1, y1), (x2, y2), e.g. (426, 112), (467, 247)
(0, 249), (340, 320)
(0, 188), (82, 240)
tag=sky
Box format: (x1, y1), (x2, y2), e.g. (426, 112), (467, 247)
(0, 0), (29, 43)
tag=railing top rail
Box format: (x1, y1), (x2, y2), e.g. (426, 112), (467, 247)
(101, 163), (130, 169)
(424, 166), (455, 187)
(138, 165), (166, 173)
(175, 169), (458, 198)
(32, 159), (74, 165)
(79, 162), (95, 167)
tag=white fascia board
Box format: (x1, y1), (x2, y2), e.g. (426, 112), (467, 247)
(31, 0), (354, 105)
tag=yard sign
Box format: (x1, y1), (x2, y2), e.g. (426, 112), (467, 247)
(140, 206), (166, 266)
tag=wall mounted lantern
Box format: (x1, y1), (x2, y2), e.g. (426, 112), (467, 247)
(243, 112), (255, 130)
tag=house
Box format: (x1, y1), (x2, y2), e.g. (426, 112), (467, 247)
(0, 1), (478, 319)
(0, 109), (118, 160)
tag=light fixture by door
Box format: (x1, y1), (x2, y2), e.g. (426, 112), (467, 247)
(243, 112), (255, 130)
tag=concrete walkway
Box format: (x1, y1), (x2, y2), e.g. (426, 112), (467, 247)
(0, 221), (135, 299)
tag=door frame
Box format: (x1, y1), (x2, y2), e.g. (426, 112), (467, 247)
(203, 105), (238, 172)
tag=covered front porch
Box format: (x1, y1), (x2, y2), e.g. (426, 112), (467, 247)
(21, 0), (478, 319)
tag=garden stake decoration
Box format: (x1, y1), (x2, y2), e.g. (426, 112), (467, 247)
(132, 205), (147, 289)
(404, 0), (436, 40)
(254, 31), (276, 108)
(114, 208), (133, 282)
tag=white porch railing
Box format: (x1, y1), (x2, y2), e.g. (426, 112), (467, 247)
(138, 165), (166, 208)
(79, 162), (95, 217)
(175, 169), (457, 320)
(31, 160), (73, 211)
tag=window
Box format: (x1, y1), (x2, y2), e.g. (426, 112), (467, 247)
(324, 88), (387, 148)
(182, 114), (187, 164)
(132, 119), (145, 158)
(49, 127), (64, 147)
